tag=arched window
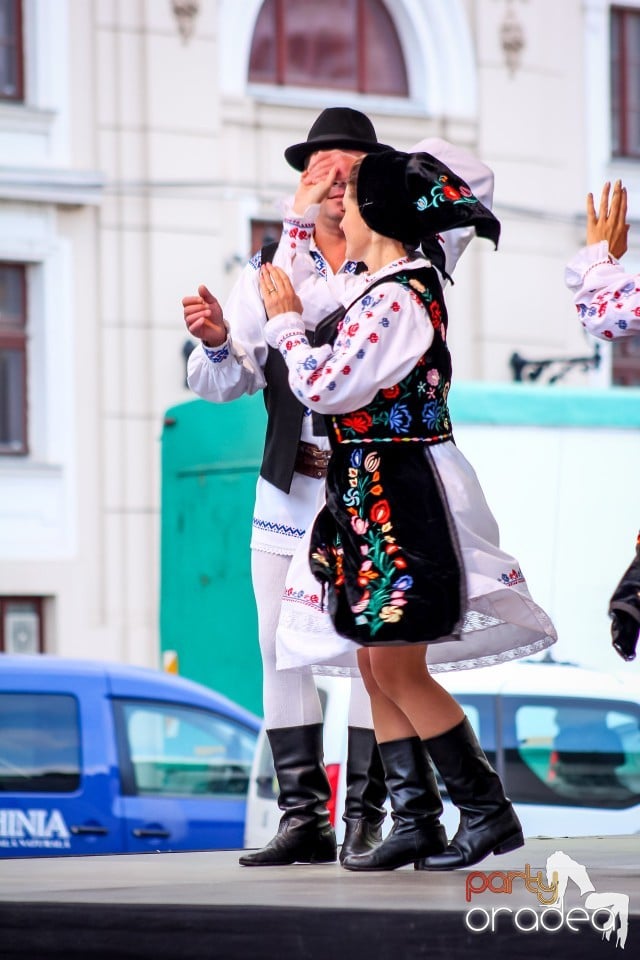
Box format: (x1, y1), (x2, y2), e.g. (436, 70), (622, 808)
(249, 0), (408, 97)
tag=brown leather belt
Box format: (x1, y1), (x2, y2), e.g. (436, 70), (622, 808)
(294, 441), (331, 479)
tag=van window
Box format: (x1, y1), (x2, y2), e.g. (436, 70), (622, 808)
(503, 697), (640, 808)
(114, 700), (257, 798)
(455, 696), (496, 760)
(0, 694), (80, 793)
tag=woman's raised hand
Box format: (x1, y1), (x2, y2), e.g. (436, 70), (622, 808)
(586, 180), (629, 260)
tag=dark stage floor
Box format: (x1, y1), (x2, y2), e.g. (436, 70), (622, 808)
(0, 835), (638, 959)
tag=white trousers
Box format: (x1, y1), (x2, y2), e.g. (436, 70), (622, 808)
(251, 549), (373, 730)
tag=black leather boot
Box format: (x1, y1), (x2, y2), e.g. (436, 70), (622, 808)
(416, 716), (524, 871)
(239, 724), (337, 866)
(339, 727), (387, 863)
(342, 736), (446, 871)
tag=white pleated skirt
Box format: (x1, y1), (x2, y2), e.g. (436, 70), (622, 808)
(275, 440), (557, 676)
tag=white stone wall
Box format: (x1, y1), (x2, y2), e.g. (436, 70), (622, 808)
(1, 0), (638, 671)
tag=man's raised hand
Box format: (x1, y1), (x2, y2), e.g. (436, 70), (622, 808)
(182, 284), (226, 347)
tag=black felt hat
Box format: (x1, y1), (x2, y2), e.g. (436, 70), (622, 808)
(284, 107), (393, 171)
(356, 150), (501, 248)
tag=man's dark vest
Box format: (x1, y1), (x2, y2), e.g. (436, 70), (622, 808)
(260, 241), (345, 493)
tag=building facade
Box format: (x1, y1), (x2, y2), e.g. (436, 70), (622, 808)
(0, 0), (638, 667)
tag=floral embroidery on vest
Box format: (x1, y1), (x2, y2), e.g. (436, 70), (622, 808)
(330, 270), (453, 445)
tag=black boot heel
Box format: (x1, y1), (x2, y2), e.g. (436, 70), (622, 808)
(308, 830), (340, 863)
(493, 831), (524, 856)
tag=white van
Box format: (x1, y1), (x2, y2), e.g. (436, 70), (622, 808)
(244, 659), (640, 848)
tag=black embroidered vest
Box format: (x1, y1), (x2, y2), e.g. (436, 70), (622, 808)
(327, 267), (453, 448)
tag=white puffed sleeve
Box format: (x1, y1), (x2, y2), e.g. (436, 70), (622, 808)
(565, 241), (640, 340)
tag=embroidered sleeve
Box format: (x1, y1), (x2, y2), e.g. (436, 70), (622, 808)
(565, 242), (640, 340)
(264, 281), (435, 413)
(187, 261), (269, 401)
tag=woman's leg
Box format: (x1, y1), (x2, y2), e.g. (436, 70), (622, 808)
(365, 644), (523, 871)
(341, 647), (446, 871)
(357, 647), (417, 742)
(366, 644), (464, 740)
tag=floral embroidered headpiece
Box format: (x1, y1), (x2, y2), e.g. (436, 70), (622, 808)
(356, 150), (500, 248)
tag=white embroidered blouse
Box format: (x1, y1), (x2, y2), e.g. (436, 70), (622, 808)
(565, 240), (640, 340)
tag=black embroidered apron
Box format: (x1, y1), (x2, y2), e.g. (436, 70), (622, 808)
(309, 267), (465, 646)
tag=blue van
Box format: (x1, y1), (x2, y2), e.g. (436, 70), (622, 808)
(0, 656), (260, 857)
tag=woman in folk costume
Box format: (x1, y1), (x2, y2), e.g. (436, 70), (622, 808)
(565, 179), (639, 663)
(258, 149), (557, 872)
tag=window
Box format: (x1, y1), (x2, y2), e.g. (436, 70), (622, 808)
(251, 219), (282, 257)
(612, 336), (640, 386)
(0, 693), (80, 793)
(0, 598), (44, 653)
(249, 0), (408, 97)
(0, 262), (27, 455)
(611, 7), (640, 159)
(0, 0), (23, 102)
(115, 700), (258, 798)
(503, 697), (640, 809)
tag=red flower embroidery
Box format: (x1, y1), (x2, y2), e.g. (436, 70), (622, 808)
(429, 301), (442, 327)
(310, 395), (320, 402)
(604, 330), (614, 339)
(391, 302), (401, 312)
(342, 411), (372, 434)
(288, 227), (298, 238)
(369, 332), (379, 343)
(370, 500), (391, 524)
(443, 185), (461, 200)
(299, 230), (308, 240)
(382, 385), (400, 399)
(342, 365), (351, 375)
(347, 323), (360, 336)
